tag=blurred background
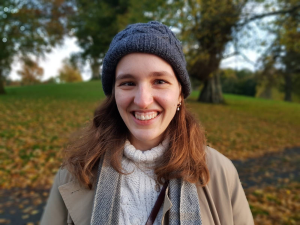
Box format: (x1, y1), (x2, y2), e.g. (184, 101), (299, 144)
(0, 0), (299, 224)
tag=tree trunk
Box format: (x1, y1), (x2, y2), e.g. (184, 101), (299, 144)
(198, 72), (224, 103)
(259, 83), (272, 99)
(90, 57), (101, 80)
(0, 72), (6, 95)
(284, 73), (292, 102)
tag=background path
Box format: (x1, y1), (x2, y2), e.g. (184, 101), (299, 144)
(232, 147), (300, 189)
(1, 147), (299, 225)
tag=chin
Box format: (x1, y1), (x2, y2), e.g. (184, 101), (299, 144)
(131, 132), (163, 144)
(135, 135), (159, 142)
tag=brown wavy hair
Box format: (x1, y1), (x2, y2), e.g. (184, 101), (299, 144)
(63, 92), (209, 189)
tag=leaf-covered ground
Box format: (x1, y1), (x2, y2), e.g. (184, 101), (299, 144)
(233, 147), (300, 225)
(188, 93), (300, 160)
(1, 81), (299, 224)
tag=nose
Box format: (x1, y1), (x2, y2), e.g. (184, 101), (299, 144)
(134, 84), (153, 108)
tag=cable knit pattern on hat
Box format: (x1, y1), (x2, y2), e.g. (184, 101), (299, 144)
(119, 139), (168, 225)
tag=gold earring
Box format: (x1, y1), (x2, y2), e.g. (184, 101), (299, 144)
(177, 102), (181, 111)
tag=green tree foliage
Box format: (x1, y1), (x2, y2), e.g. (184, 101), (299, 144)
(67, 0), (129, 80)
(17, 57), (44, 85)
(256, 58), (281, 99)
(116, 0), (165, 25)
(43, 76), (59, 84)
(64, 0), (300, 103)
(58, 58), (83, 83)
(276, 1), (300, 102)
(220, 69), (257, 97)
(149, 0), (300, 103)
(149, 0), (246, 103)
(259, 0), (300, 101)
(67, 0), (169, 80)
(0, 0), (71, 94)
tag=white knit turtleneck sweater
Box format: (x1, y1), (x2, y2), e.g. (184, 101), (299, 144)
(119, 140), (168, 225)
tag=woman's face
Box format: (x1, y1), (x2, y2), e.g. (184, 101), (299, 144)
(115, 53), (182, 150)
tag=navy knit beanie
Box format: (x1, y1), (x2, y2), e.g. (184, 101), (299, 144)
(101, 21), (191, 98)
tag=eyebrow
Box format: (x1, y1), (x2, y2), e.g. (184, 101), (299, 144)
(115, 74), (135, 81)
(116, 71), (174, 81)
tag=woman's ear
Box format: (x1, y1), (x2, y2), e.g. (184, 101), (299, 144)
(178, 84), (182, 103)
(178, 95), (182, 104)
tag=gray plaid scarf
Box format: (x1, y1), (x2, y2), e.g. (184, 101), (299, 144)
(90, 153), (202, 225)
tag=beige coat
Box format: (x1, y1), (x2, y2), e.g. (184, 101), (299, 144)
(41, 146), (254, 225)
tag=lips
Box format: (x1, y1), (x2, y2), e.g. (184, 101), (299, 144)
(132, 111), (159, 121)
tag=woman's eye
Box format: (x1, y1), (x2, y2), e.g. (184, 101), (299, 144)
(155, 80), (166, 84)
(120, 82), (135, 86)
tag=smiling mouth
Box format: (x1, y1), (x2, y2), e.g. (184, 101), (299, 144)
(133, 111), (159, 121)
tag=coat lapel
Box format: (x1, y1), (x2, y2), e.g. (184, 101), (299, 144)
(58, 180), (95, 225)
(162, 186), (173, 224)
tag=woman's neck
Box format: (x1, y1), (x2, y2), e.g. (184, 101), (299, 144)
(129, 136), (163, 151)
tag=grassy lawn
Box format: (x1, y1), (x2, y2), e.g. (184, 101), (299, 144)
(0, 82), (104, 189)
(246, 182), (300, 225)
(1, 81), (299, 224)
(189, 93), (300, 160)
(1, 81), (300, 189)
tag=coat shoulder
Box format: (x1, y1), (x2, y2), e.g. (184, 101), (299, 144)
(204, 146), (255, 225)
(205, 146), (239, 185)
(57, 167), (75, 186)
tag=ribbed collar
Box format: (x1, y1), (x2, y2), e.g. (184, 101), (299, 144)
(123, 139), (169, 164)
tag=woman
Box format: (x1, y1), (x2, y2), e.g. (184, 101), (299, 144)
(41, 21), (254, 225)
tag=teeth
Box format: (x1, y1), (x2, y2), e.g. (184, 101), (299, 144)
(134, 112), (158, 121)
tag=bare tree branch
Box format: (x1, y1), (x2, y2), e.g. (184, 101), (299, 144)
(239, 52), (256, 65)
(222, 51), (239, 59)
(237, 4), (300, 27)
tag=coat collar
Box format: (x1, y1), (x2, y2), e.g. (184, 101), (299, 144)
(162, 186), (172, 224)
(58, 180), (95, 225)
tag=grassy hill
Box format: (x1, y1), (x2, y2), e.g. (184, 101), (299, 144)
(3, 81), (105, 101)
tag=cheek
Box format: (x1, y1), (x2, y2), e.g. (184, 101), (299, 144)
(167, 90), (180, 106)
(160, 94), (178, 113)
(115, 92), (125, 111)
(115, 91), (132, 113)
